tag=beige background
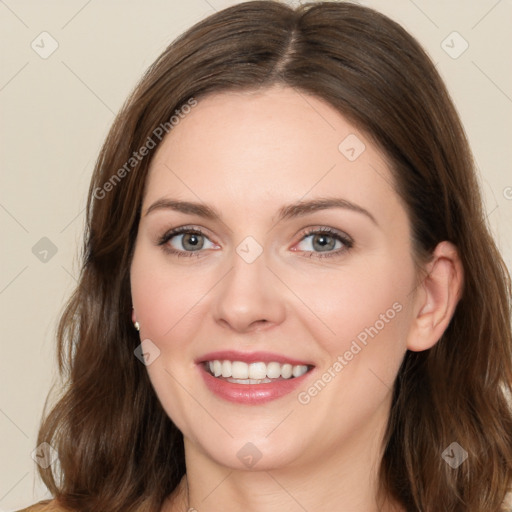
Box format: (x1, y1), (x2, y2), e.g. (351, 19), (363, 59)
(1, 0), (511, 509)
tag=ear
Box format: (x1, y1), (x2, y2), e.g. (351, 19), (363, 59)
(131, 307), (137, 324)
(407, 241), (464, 352)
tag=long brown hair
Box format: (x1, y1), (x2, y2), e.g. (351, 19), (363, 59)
(35, 2), (512, 510)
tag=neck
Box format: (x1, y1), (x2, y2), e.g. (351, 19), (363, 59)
(163, 396), (404, 512)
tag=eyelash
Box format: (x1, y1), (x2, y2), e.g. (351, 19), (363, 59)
(157, 225), (354, 259)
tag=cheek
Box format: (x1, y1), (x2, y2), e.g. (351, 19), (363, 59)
(130, 246), (209, 341)
(299, 259), (414, 400)
(131, 242), (414, 360)
(130, 247), (207, 430)
(291, 268), (411, 431)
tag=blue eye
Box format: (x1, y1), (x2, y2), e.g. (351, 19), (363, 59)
(294, 227), (353, 259)
(158, 226), (215, 258)
(158, 226), (353, 259)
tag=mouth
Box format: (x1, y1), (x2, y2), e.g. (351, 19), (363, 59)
(196, 351), (315, 404)
(203, 359), (312, 384)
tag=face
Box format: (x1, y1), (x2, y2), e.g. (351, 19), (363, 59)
(130, 86), (419, 472)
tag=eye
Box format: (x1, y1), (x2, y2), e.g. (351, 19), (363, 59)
(157, 225), (353, 259)
(294, 227), (353, 259)
(158, 226), (217, 257)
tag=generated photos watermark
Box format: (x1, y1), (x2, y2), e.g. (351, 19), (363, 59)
(93, 97), (198, 200)
(297, 301), (403, 405)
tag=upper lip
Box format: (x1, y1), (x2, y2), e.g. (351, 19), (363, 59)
(196, 350), (314, 367)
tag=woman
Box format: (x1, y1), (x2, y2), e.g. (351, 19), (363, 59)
(19, 1), (512, 511)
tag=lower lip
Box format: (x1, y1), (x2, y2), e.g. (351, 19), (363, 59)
(198, 364), (313, 405)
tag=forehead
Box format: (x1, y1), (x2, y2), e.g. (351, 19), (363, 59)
(143, 86), (402, 224)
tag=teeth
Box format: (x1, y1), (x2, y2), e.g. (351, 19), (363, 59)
(227, 378), (272, 384)
(292, 364), (306, 377)
(232, 361), (249, 379)
(281, 364), (293, 379)
(221, 360), (231, 378)
(205, 360), (309, 380)
(249, 362), (267, 380)
(266, 362), (281, 379)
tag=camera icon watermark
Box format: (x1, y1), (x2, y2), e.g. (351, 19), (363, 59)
(31, 442), (58, 469)
(236, 442), (263, 468)
(236, 236), (263, 264)
(503, 187), (512, 200)
(441, 31), (469, 59)
(31, 31), (59, 59)
(441, 441), (468, 468)
(338, 134), (366, 161)
(32, 237), (58, 263)
(134, 339), (161, 366)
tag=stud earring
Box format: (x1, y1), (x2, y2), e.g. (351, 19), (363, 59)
(134, 321), (140, 331)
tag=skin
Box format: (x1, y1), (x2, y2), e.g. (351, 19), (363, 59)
(130, 86), (463, 512)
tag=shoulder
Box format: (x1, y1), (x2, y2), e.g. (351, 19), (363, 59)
(15, 500), (69, 512)
(503, 490), (512, 511)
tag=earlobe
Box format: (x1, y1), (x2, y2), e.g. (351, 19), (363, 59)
(131, 307), (140, 332)
(407, 241), (464, 352)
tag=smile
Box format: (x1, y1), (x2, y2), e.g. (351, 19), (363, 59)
(205, 360), (310, 383)
(197, 351), (315, 404)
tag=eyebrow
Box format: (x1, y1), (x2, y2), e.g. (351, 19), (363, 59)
(144, 196), (378, 226)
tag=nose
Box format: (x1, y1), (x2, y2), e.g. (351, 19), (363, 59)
(211, 246), (287, 334)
